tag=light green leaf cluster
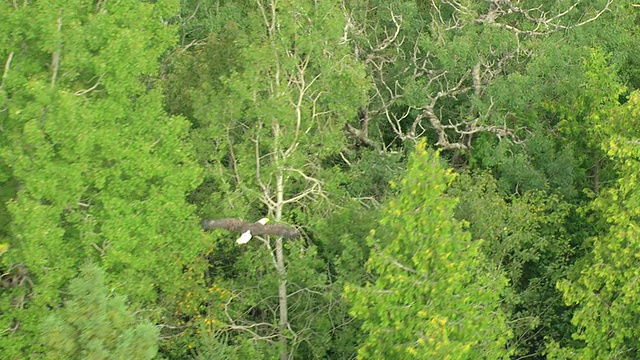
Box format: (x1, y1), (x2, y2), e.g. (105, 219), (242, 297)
(346, 140), (511, 359)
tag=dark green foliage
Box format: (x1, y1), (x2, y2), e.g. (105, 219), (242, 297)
(479, 129), (579, 199)
(342, 150), (405, 200)
(0, 162), (17, 244)
(451, 172), (576, 357)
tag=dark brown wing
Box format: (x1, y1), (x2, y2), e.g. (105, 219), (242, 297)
(201, 218), (245, 232)
(247, 224), (301, 239)
(201, 218), (301, 239)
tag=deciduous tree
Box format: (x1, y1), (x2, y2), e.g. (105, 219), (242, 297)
(346, 140), (511, 359)
(167, 0), (369, 358)
(0, 0), (202, 356)
(555, 91), (640, 359)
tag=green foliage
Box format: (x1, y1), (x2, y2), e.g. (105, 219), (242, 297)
(304, 202), (379, 357)
(566, 1), (640, 90)
(555, 91), (640, 359)
(346, 140), (511, 359)
(476, 47), (626, 202)
(554, 48), (626, 198)
(451, 171), (576, 357)
(0, 0), (638, 357)
(165, 0), (371, 357)
(0, 0), (203, 356)
(42, 263), (159, 359)
(170, 0), (369, 213)
(479, 129), (579, 199)
(342, 150), (405, 200)
(0, 162), (16, 249)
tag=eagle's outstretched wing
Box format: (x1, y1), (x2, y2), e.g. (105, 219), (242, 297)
(201, 218), (245, 232)
(201, 218), (301, 239)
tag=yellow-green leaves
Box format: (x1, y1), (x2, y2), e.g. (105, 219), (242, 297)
(346, 140), (511, 359)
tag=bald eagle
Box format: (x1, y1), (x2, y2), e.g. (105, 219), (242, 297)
(236, 218), (268, 244)
(201, 217), (301, 243)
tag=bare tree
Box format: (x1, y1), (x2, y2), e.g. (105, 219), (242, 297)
(203, 1), (364, 358)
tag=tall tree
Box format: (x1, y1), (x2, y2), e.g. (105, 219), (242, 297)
(554, 91), (640, 359)
(0, 0), (202, 356)
(166, 0), (369, 358)
(345, 140), (511, 359)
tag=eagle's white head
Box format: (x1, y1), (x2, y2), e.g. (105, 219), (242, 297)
(257, 217), (269, 225)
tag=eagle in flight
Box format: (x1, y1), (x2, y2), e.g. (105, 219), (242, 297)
(201, 217), (301, 244)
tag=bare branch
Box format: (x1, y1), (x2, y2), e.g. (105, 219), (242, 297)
(351, 0), (608, 150)
(51, 12), (62, 87)
(91, 241), (108, 257)
(73, 75), (103, 96)
(477, 0), (614, 36)
(1, 52), (14, 91)
(344, 108), (374, 147)
(280, 167), (330, 207)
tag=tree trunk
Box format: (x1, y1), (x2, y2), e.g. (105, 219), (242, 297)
(275, 168), (288, 360)
(276, 237), (288, 360)
(593, 155), (600, 195)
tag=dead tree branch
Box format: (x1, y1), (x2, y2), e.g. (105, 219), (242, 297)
(347, 1), (609, 150)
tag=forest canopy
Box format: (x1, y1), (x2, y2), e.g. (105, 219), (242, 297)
(1, 0), (639, 359)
